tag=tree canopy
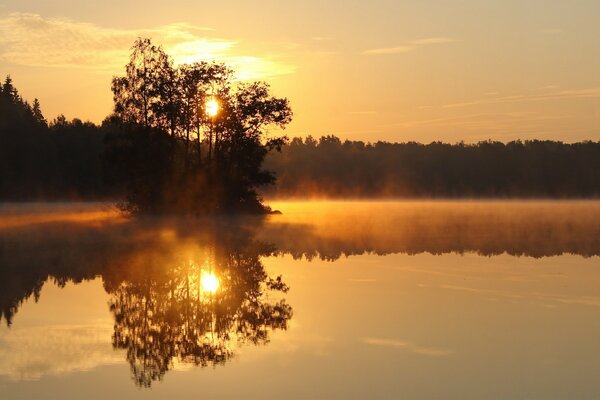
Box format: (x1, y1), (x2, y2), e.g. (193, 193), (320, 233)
(107, 38), (293, 214)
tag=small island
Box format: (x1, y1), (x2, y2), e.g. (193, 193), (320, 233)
(106, 38), (292, 215)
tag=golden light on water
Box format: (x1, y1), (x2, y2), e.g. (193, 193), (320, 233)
(205, 98), (219, 117)
(200, 271), (220, 294)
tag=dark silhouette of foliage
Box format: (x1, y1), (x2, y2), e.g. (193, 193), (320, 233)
(0, 76), (108, 200)
(265, 135), (600, 198)
(2, 72), (600, 202)
(106, 38), (292, 214)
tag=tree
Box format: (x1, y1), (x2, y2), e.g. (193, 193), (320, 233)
(176, 62), (234, 168)
(1, 75), (15, 100)
(111, 38), (176, 131)
(31, 98), (47, 127)
(107, 38), (292, 215)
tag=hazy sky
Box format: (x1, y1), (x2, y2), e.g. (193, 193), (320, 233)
(1, 0), (599, 142)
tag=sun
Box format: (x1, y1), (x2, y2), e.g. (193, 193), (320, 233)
(200, 271), (220, 294)
(205, 98), (219, 117)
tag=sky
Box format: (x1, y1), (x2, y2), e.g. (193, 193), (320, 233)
(0, 0), (599, 143)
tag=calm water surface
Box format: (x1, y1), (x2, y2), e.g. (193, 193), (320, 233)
(1, 201), (599, 399)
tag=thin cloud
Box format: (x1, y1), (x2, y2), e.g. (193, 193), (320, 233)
(0, 12), (296, 79)
(410, 37), (457, 45)
(362, 337), (455, 357)
(363, 45), (414, 55)
(363, 37), (456, 55)
(442, 87), (600, 108)
(389, 112), (569, 133)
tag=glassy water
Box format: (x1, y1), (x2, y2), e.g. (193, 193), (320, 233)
(1, 201), (599, 399)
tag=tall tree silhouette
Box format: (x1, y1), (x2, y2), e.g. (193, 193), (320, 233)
(107, 38), (292, 215)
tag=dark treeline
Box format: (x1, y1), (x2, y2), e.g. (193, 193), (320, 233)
(1, 37), (292, 214)
(265, 135), (600, 198)
(0, 76), (107, 200)
(2, 72), (600, 202)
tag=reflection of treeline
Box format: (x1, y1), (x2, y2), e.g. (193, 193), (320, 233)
(265, 136), (600, 197)
(0, 202), (597, 379)
(1, 207), (596, 325)
(263, 202), (600, 260)
(0, 221), (292, 386)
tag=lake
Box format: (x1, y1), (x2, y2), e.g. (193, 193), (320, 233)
(1, 201), (599, 399)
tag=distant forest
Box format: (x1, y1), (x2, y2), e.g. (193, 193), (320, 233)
(265, 136), (600, 198)
(1, 75), (600, 201)
(0, 76), (107, 200)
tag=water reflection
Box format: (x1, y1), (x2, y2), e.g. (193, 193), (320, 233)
(264, 201), (600, 259)
(1, 201), (599, 389)
(108, 236), (291, 386)
(0, 221), (292, 386)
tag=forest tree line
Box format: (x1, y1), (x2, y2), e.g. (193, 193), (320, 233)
(1, 38), (292, 214)
(2, 75), (600, 201)
(0, 76), (107, 200)
(264, 136), (600, 198)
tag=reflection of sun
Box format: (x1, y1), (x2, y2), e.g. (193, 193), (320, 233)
(201, 271), (219, 294)
(205, 98), (219, 117)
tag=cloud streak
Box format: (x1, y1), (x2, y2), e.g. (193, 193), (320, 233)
(410, 37), (456, 45)
(363, 45), (415, 55)
(0, 12), (295, 80)
(442, 87), (600, 109)
(363, 37), (456, 55)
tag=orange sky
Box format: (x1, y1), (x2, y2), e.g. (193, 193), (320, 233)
(1, 0), (599, 143)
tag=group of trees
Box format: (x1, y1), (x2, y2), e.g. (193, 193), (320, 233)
(3, 43), (600, 205)
(0, 38), (292, 214)
(106, 38), (292, 214)
(265, 135), (600, 197)
(0, 75), (108, 200)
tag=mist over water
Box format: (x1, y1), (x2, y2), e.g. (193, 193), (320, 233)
(1, 201), (599, 399)
(2, 200), (599, 258)
(265, 200), (600, 258)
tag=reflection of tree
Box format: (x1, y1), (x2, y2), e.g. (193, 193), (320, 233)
(2, 203), (599, 385)
(2, 203), (599, 328)
(105, 234), (292, 387)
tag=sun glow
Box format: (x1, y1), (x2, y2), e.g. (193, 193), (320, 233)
(200, 271), (220, 294)
(205, 98), (219, 117)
